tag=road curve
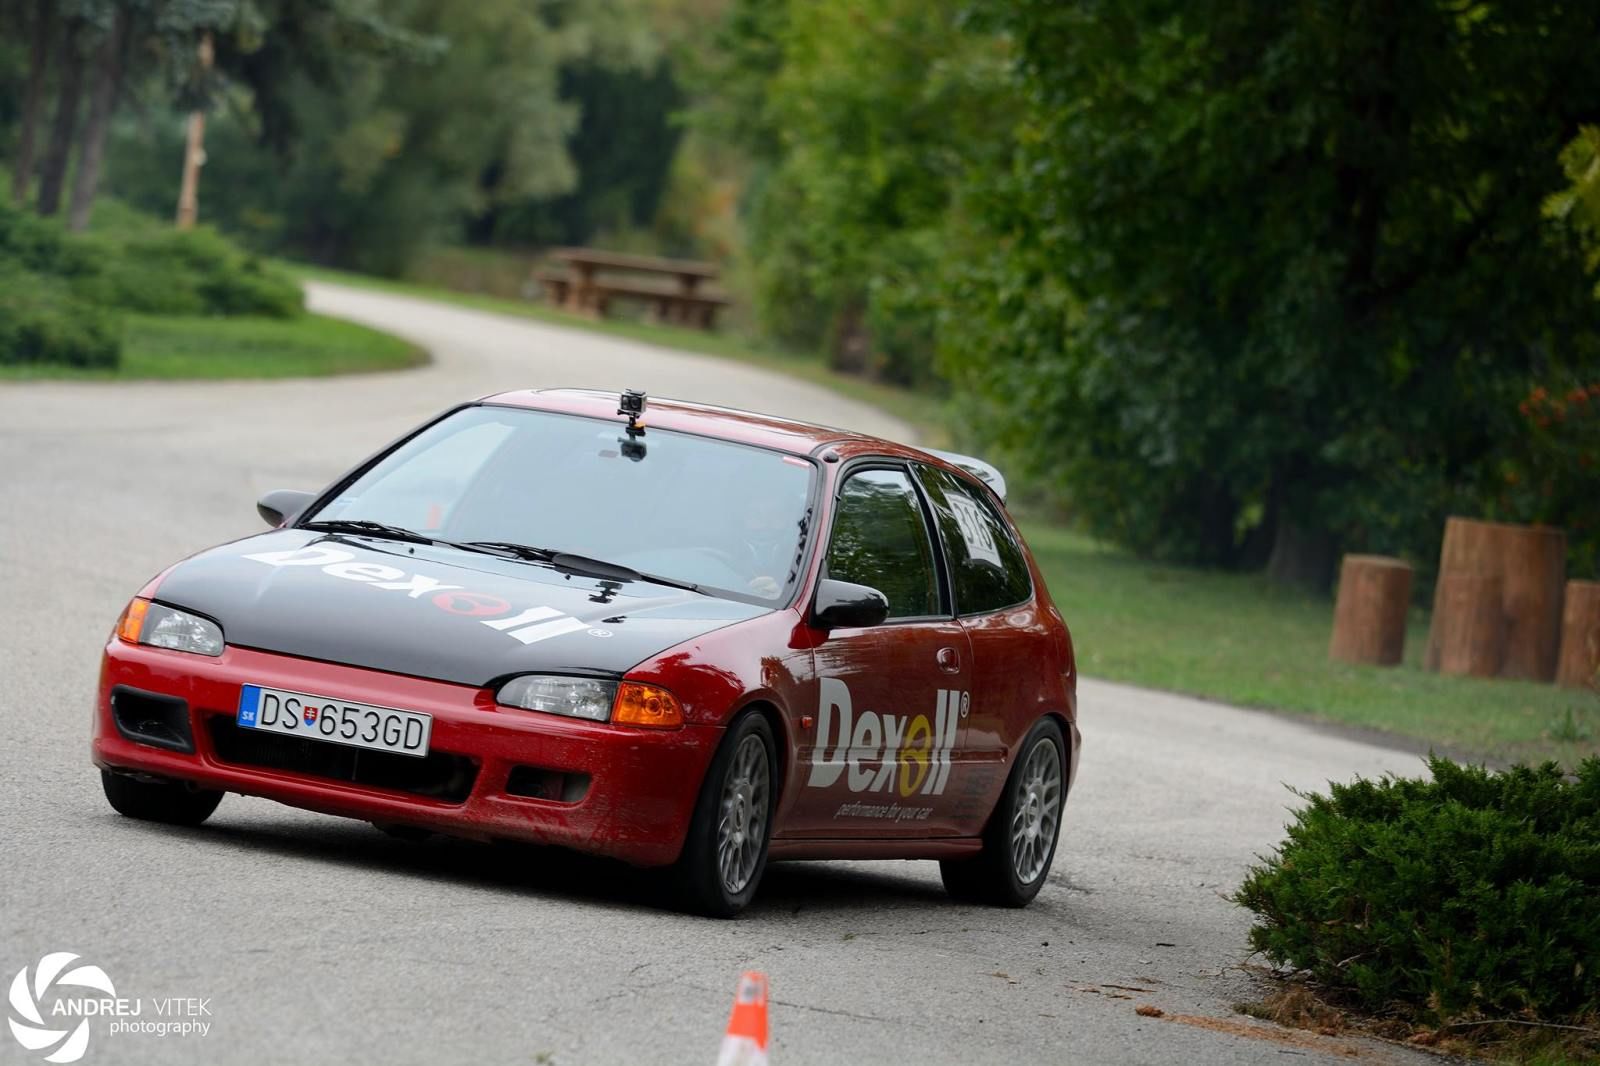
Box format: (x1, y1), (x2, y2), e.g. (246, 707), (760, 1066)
(0, 282), (1429, 1065)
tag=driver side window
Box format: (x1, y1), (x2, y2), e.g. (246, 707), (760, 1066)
(825, 468), (941, 620)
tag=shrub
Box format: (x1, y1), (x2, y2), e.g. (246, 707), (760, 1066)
(0, 199), (100, 279)
(86, 226), (303, 318)
(0, 269), (122, 369)
(1, 198), (302, 369)
(1236, 757), (1600, 1025)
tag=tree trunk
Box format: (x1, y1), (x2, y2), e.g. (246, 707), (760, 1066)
(35, 19), (86, 218)
(1423, 517), (1566, 681)
(1431, 572), (1505, 678)
(829, 301), (871, 375)
(10, 0), (55, 205)
(1328, 554), (1413, 666)
(174, 31), (214, 231)
(66, 6), (131, 231)
(1266, 518), (1337, 591)
(1556, 580), (1600, 689)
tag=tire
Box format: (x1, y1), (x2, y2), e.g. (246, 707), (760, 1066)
(674, 712), (777, 918)
(101, 769), (223, 827)
(940, 717), (1066, 907)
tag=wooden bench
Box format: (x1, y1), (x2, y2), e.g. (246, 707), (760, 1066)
(537, 248), (730, 330)
(532, 269), (571, 307)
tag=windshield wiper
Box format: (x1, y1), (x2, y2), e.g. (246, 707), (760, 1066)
(454, 540), (558, 562)
(454, 541), (701, 593)
(301, 519), (436, 545)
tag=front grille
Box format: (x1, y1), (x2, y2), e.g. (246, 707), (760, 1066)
(111, 686), (195, 753)
(206, 717), (478, 803)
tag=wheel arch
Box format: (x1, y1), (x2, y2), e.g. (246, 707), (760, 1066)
(729, 697), (789, 807)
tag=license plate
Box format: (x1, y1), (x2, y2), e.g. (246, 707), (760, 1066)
(236, 684), (432, 758)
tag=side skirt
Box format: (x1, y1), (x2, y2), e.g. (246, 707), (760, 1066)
(768, 837), (983, 861)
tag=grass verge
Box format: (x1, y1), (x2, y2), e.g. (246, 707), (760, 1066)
(1024, 524), (1598, 766)
(0, 312), (425, 380)
(287, 262), (945, 440)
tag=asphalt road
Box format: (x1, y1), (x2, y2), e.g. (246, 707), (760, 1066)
(0, 283), (1435, 1066)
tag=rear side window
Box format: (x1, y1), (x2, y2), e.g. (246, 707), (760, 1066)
(825, 468), (941, 619)
(915, 465), (1032, 615)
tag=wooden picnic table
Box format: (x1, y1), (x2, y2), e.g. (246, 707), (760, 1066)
(536, 247), (729, 330)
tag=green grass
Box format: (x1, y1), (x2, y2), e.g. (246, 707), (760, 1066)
(287, 262), (946, 440)
(1025, 524), (1599, 766)
(0, 312), (425, 380)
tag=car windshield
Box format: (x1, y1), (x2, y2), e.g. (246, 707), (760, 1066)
(306, 405), (816, 603)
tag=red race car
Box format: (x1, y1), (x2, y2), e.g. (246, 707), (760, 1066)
(94, 389), (1079, 916)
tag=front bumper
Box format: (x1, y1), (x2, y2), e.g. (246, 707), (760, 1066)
(92, 640), (721, 866)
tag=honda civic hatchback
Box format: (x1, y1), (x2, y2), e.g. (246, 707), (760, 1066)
(93, 388), (1080, 916)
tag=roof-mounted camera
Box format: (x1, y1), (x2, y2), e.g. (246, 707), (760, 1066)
(618, 389), (647, 435)
(617, 389), (648, 461)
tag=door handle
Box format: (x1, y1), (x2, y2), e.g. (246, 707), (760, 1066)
(936, 646), (961, 673)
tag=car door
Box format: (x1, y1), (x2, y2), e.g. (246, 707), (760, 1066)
(781, 463), (975, 840)
(912, 463), (1050, 836)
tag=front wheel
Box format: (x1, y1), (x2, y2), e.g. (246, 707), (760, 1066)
(674, 713), (776, 918)
(940, 718), (1066, 907)
(101, 769), (223, 827)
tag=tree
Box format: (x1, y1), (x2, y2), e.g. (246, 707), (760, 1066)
(694, 0), (1013, 383)
(476, 57), (685, 249)
(34, 12), (88, 216)
(66, 0), (133, 229)
(943, 0), (1600, 580)
(8, 0), (56, 204)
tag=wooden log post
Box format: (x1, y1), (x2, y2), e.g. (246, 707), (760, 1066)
(1432, 572), (1506, 677)
(1424, 517), (1566, 681)
(1556, 580), (1600, 689)
(1329, 555), (1414, 666)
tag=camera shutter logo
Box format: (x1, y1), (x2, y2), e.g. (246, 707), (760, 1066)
(8, 953), (114, 1064)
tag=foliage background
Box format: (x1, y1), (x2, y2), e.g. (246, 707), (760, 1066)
(4, 0), (1598, 584)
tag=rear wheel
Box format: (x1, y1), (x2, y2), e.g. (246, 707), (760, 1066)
(674, 713), (775, 918)
(940, 718), (1066, 907)
(101, 769), (223, 827)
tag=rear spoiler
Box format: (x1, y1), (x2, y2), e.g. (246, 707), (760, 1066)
(927, 449), (1008, 504)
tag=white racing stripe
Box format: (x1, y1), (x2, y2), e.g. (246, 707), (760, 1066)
(504, 616), (590, 645)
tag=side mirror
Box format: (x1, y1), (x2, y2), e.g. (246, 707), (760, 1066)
(257, 489), (315, 528)
(811, 578), (890, 629)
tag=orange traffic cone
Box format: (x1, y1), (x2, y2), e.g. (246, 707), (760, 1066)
(716, 972), (769, 1066)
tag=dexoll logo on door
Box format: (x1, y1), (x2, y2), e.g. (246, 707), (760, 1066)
(806, 678), (963, 797)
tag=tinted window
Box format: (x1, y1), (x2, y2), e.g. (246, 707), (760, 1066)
(311, 406), (815, 604)
(915, 465), (1031, 615)
(825, 468), (940, 619)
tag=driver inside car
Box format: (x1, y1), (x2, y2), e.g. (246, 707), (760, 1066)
(737, 491), (806, 599)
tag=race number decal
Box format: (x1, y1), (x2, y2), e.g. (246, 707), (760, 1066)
(947, 494), (1002, 568)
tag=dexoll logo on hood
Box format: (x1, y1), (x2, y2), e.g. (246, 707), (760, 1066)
(243, 545), (591, 646)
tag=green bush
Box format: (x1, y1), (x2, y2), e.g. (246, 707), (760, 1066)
(0, 269), (121, 368)
(1236, 757), (1600, 1024)
(0, 198), (100, 279)
(86, 227), (303, 318)
(0, 199), (303, 369)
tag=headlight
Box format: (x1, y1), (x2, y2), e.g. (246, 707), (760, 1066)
(496, 676), (616, 722)
(116, 598), (225, 657)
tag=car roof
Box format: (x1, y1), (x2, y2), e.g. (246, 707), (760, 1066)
(479, 387), (1007, 501)
(482, 387), (896, 456)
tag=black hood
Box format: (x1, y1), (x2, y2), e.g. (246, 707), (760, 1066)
(153, 530), (769, 686)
